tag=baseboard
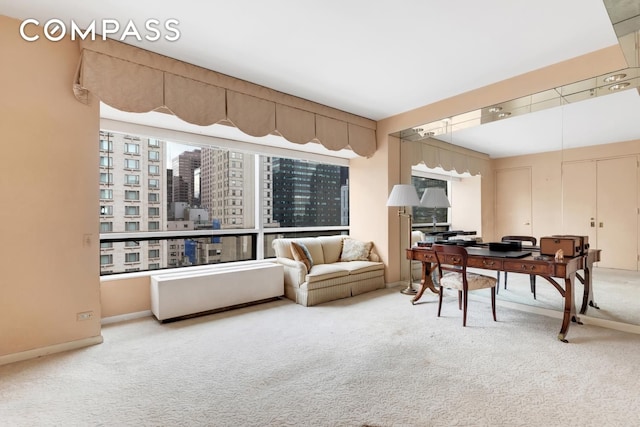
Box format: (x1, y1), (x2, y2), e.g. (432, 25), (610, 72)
(0, 335), (104, 366)
(101, 310), (152, 325)
(494, 298), (640, 335)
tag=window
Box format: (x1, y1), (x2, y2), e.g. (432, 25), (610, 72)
(125, 253), (140, 263)
(99, 173), (112, 184)
(125, 190), (140, 201)
(100, 242), (113, 249)
(125, 174), (140, 185)
(98, 129), (348, 275)
(100, 156), (113, 168)
(125, 159), (140, 170)
(100, 222), (113, 232)
(100, 189), (112, 200)
(125, 222), (140, 231)
(100, 254), (113, 265)
(411, 175), (448, 225)
(125, 206), (140, 216)
(99, 139), (113, 152)
(125, 143), (139, 154)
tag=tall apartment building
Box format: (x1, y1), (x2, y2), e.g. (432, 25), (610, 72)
(200, 148), (274, 228)
(99, 131), (167, 274)
(172, 149), (201, 207)
(272, 158), (346, 227)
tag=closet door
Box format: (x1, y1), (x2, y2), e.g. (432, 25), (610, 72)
(561, 161), (597, 246)
(596, 156), (638, 270)
(495, 167), (532, 238)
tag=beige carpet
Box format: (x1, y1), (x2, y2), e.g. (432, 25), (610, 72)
(2, 286), (640, 426)
(482, 267), (640, 326)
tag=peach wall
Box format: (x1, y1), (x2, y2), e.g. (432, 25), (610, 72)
(350, 129), (399, 283)
(493, 139), (640, 247)
(451, 176), (482, 235)
(0, 16), (101, 358)
(100, 277), (150, 318)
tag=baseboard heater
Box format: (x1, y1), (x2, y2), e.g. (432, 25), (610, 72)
(150, 263), (284, 322)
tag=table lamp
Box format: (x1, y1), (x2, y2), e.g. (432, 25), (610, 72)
(420, 187), (451, 232)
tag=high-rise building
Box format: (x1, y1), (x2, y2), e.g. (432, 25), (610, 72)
(172, 149), (201, 206)
(99, 131), (167, 274)
(272, 158), (346, 227)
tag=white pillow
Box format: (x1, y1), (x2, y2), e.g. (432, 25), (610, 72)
(340, 238), (373, 261)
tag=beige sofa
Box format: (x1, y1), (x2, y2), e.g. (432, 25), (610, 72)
(272, 235), (385, 306)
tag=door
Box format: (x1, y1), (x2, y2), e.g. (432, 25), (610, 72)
(561, 161), (597, 246)
(562, 156), (638, 270)
(495, 167), (532, 238)
(596, 156), (638, 270)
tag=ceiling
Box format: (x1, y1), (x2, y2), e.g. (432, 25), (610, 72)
(2, 0), (637, 158)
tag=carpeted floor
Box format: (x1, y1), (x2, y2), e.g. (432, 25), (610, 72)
(2, 286), (640, 426)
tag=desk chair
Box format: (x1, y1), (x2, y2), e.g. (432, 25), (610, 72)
(497, 235), (537, 299)
(433, 244), (497, 327)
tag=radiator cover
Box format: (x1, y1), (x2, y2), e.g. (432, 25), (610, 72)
(150, 263), (284, 321)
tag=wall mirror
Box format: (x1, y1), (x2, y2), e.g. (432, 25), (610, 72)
(396, 3), (640, 329)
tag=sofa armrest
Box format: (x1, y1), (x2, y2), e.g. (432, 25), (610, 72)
(275, 257), (308, 288)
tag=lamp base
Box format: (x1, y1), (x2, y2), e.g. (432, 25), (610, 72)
(400, 283), (417, 295)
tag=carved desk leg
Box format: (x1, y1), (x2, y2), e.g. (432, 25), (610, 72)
(411, 262), (439, 305)
(559, 272), (581, 343)
(579, 251), (600, 315)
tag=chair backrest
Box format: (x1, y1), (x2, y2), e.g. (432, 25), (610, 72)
(433, 244), (468, 285)
(501, 235), (537, 246)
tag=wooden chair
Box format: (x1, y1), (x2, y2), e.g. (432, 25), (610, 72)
(433, 244), (497, 327)
(497, 236), (537, 299)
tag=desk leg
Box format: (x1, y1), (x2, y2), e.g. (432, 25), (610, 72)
(558, 273), (581, 343)
(411, 262), (439, 305)
(579, 252), (599, 315)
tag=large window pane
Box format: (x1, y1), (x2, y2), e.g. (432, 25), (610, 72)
(99, 129), (348, 275)
(269, 157), (349, 227)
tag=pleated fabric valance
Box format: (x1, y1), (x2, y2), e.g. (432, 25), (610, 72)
(409, 138), (490, 176)
(73, 39), (377, 157)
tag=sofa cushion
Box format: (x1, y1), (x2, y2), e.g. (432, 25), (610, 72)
(333, 260), (384, 274)
(317, 235), (346, 263)
(340, 238), (373, 261)
(291, 241), (313, 272)
(305, 263), (350, 283)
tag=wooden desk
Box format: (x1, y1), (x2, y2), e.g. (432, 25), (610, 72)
(406, 246), (601, 342)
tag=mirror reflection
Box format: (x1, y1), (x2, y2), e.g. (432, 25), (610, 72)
(402, 24), (640, 328)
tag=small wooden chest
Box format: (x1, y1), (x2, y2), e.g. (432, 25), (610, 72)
(540, 236), (582, 257)
(552, 235), (589, 255)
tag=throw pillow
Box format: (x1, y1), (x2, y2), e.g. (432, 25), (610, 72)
(340, 238), (373, 261)
(290, 241), (313, 271)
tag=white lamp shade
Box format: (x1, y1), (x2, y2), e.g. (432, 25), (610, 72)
(386, 184), (421, 207)
(420, 187), (451, 208)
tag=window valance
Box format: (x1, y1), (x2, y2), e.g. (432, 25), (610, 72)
(73, 39), (377, 157)
(409, 138), (490, 176)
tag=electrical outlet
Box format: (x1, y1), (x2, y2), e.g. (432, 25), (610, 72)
(77, 311), (94, 321)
